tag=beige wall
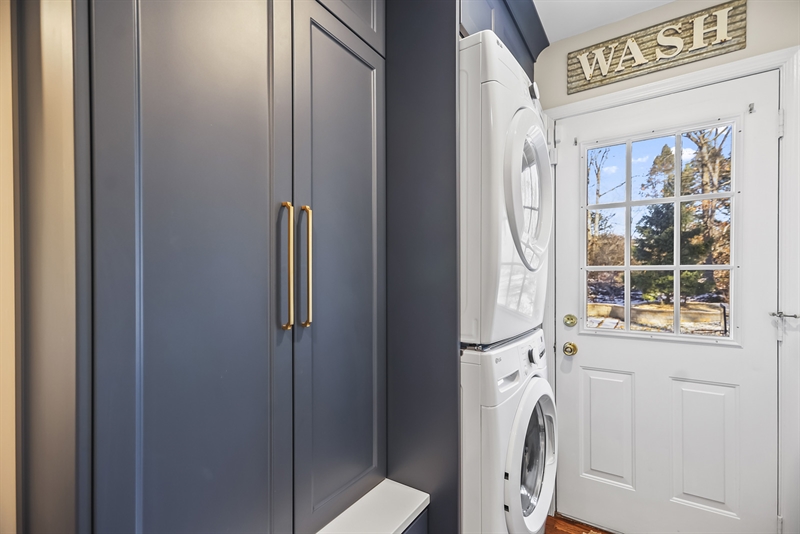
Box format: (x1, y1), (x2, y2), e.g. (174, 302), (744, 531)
(535, 0), (800, 110)
(20, 1), (77, 529)
(0, 0), (16, 532)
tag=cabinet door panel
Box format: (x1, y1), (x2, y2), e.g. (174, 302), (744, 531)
(316, 0), (385, 56)
(293, 2), (386, 532)
(92, 0), (291, 531)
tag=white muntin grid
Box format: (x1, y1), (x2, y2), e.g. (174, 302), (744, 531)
(578, 115), (743, 344)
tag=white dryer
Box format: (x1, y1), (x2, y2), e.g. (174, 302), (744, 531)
(461, 329), (557, 534)
(459, 30), (554, 347)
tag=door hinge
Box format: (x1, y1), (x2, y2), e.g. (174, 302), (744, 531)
(778, 108), (785, 139)
(777, 514), (783, 534)
(549, 146), (558, 165)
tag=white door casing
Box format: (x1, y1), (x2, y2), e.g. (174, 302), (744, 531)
(554, 71), (780, 533)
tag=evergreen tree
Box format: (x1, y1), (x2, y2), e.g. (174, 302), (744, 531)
(641, 143), (675, 197)
(631, 144), (675, 302)
(631, 135), (732, 303)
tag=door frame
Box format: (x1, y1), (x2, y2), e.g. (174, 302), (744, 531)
(544, 46), (800, 534)
(13, 0), (93, 530)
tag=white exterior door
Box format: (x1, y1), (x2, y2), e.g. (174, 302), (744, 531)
(554, 71), (780, 533)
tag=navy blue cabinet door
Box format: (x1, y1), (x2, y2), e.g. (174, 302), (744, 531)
(292, 1), (387, 532)
(92, 0), (292, 531)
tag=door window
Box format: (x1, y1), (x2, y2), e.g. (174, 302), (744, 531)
(584, 124), (734, 338)
(520, 402), (547, 517)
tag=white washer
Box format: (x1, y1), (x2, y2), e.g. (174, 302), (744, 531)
(459, 30), (554, 347)
(461, 330), (557, 534)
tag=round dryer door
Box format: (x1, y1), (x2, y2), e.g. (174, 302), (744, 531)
(504, 376), (557, 534)
(503, 107), (553, 272)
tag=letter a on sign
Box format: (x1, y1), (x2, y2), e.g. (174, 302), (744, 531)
(577, 45), (618, 81)
(614, 38), (649, 72)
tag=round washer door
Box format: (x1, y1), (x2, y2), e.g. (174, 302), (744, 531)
(504, 376), (558, 534)
(503, 107), (553, 272)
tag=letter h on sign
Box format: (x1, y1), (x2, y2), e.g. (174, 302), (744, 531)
(689, 6), (734, 51)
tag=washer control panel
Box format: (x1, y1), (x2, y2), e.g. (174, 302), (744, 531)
(517, 329), (546, 377)
(474, 329), (549, 407)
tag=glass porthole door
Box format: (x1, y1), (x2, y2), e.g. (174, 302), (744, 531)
(504, 107), (553, 272)
(520, 403), (547, 517)
(505, 377), (558, 534)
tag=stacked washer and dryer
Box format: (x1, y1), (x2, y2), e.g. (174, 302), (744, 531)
(460, 31), (558, 534)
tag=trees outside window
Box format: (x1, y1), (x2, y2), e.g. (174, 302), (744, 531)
(586, 125), (733, 336)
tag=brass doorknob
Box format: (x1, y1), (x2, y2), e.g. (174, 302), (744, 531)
(563, 342), (578, 356)
(563, 314), (577, 327)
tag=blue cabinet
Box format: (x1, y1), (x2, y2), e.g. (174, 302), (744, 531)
(91, 1), (385, 532)
(318, 0), (386, 56)
(293, 1), (387, 531)
(403, 509), (429, 534)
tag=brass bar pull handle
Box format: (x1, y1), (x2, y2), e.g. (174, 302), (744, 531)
(282, 202), (294, 330)
(301, 206), (312, 327)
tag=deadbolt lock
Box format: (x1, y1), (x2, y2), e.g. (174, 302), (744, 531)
(563, 314), (578, 327)
(563, 342), (578, 356)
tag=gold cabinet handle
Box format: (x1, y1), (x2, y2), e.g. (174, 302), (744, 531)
(301, 206), (312, 327)
(282, 201), (294, 330)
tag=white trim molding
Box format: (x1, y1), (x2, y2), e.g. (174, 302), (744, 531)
(777, 47), (800, 534)
(545, 46), (800, 534)
(546, 46), (800, 120)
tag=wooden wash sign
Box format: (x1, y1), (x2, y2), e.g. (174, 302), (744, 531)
(567, 0), (746, 94)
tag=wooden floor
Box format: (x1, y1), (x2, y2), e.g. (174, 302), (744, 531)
(546, 514), (612, 534)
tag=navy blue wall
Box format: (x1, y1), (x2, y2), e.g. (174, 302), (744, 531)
(386, 0), (460, 532)
(461, 0), (549, 79)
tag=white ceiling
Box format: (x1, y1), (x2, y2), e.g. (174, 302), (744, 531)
(534, 0), (676, 44)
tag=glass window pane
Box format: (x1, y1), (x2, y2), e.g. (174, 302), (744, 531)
(632, 136), (675, 200)
(631, 271), (674, 333)
(587, 144), (626, 205)
(587, 207), (625, 266)
(587, 271), (625, 329)
(681, 126), (732, 195)
(680, 199), (731, 265)
(631, 203), (674, 265)
(680, 270), (731, 336)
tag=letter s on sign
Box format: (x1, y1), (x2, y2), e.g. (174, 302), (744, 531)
(656, 24), (683, 60)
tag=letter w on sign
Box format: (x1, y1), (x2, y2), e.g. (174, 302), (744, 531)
(577, 45), (618, 81)
(567, 0), (746, 94)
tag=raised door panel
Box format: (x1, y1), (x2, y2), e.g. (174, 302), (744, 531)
(293, 2), (386, 532)
(316, 0), (385, 56)
(92, 1), (291, 531)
